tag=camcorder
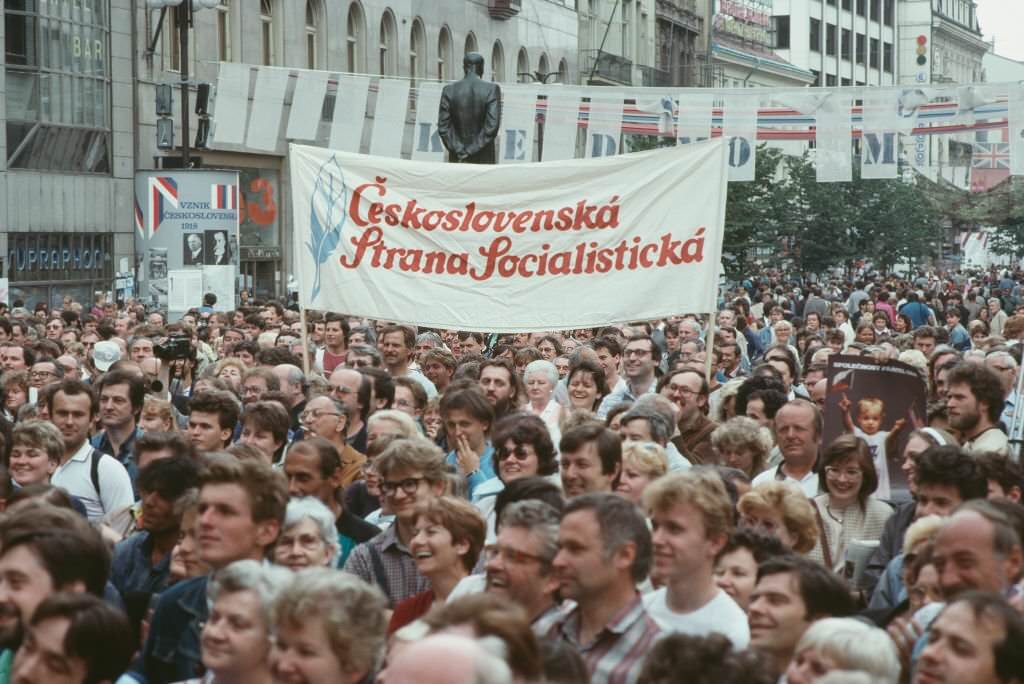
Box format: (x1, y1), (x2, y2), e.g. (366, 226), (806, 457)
(155, 335), (192, 360)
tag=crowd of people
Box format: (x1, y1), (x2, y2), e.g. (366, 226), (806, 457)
(0, 270), (1020, 684)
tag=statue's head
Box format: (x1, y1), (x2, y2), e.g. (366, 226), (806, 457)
(463, 52), (485, 77)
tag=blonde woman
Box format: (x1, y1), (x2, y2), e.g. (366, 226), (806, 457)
(615, 441), (668, 506)
(737, 482), (819, 555)
(141, 396), (178, 433)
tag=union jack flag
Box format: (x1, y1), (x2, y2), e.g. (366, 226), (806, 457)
(971, 142), (1009, 169)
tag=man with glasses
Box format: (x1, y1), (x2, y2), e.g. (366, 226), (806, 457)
(659, 369), (718, 465)
(272, 363), (308, 432)
(44, 317), (64, 341)
(328, 367), (369, 454)
(344, 436), (447, 606)
(485, 500), (565, 635)
(597, 335), (660, 419)
(28, 358), (63, 390)
(300, 395), (365, 486)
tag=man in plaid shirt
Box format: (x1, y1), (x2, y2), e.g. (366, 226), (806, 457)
(546, 493), (661, 684)
(344, 436), (447, 605)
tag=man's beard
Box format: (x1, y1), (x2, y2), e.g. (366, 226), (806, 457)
(0, 603), (24, 650)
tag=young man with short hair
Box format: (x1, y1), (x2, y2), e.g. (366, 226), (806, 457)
(642, 470), (749, 648)
(186, 390), (240, 454)
(914, 592), (1024, 684)
(547, 493), (661, 684)
(747, 555), (854, 679)
(478, 359), (520, 420)
(11, 592), (134, 684)
(343, 437), (446, 606)
(0, 505), (112, 677)
(138, 454), (287, 682)
(440, 386), (495, 499)
(91, 369), (146, 482)
(379, 324), (436, 397)
(559, 422), (622, 499)
(48, 380), (133, 521)
(597, 335), (660, 419)
(315, 312), (349, 376)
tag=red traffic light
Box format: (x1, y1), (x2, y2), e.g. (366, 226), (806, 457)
(917, 35), (927, 45)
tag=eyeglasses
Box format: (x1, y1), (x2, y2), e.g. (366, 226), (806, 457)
(331, 386), (356, 396)
(299, 409), (339, 422)
(379, 477), (427, 496)
(278, 532), (326, 551)
(623, 348), (652, 358)
(484, 544), (546, 565)
(29, 370), (58, 380)
(824, 466), (863, 480)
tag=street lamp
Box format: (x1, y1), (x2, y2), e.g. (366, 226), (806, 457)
(146, 0), (220, 166)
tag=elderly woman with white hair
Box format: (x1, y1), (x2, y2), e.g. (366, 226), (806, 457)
(177, 560), (292, 684)
(783, 617), (900, 684)
(273, 497), (341, 572)
(523, 359), (563, 441)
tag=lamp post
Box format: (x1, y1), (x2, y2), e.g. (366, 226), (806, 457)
(146, 0), (219, 167)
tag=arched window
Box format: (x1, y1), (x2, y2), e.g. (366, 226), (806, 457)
(410, 18), (426, 83)
(378, 9), (398, 76)
(259, 0), (275, 66)
(491, 41), (505, 82)
(464, 31), (477, 57)
(557, 58), (569, 84)
(346, 2), (366, 73)
(517, 47), (530, 83)
(305, 0), (320, 69)
(437, 25), (452, 80)
(538, 53), (550, 80)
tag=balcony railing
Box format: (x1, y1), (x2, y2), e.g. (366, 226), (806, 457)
(582, 50), (635, 85)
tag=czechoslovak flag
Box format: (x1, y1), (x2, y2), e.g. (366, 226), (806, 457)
(211, 183), (238, 210)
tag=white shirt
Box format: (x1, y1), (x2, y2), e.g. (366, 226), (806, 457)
(751, 463), (820, 497)
(51, 441), (133, 522)
(642, 587), (750, 648)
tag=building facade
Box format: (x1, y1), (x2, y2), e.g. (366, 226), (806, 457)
(712, 0), (814, 88)
(898, 0), (986, 189)
(771, 0), (898, 86)
(579, 0), (657, 85)
(136, 0), (579, 299)
(1, 0), (135, 309)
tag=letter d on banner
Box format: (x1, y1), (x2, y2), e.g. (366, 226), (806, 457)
(722, 94), (758, 182)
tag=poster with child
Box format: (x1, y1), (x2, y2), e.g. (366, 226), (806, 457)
(823, 355), (928, 502)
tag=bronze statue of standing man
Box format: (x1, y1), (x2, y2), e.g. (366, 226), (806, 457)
(438, 53), (501, 164)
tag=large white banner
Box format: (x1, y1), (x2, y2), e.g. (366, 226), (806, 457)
(290, 140), (729, 332)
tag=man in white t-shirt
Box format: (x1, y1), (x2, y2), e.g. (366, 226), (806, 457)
(641, 469), (749, 648)
(49, 380), (134, 521)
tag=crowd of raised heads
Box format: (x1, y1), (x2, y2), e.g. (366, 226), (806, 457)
(0, 271), (1019, 684)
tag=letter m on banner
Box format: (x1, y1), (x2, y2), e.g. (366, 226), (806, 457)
(148, 176), (179, 239)
(861, 132), (898, 179)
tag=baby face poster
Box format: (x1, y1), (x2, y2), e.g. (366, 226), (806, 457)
(823, 355), (928, 502)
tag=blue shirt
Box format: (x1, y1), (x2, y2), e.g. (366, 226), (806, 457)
(446, 443), (495, 499)
(110, 530), (172, 600)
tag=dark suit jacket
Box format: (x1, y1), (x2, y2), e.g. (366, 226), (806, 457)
(438, 74), (501, 164)
(184, 249), (203, 266)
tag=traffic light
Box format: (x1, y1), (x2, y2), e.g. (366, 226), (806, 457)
(916, 35), (927, 67)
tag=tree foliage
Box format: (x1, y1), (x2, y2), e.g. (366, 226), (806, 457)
(722, 146), (943, 279)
